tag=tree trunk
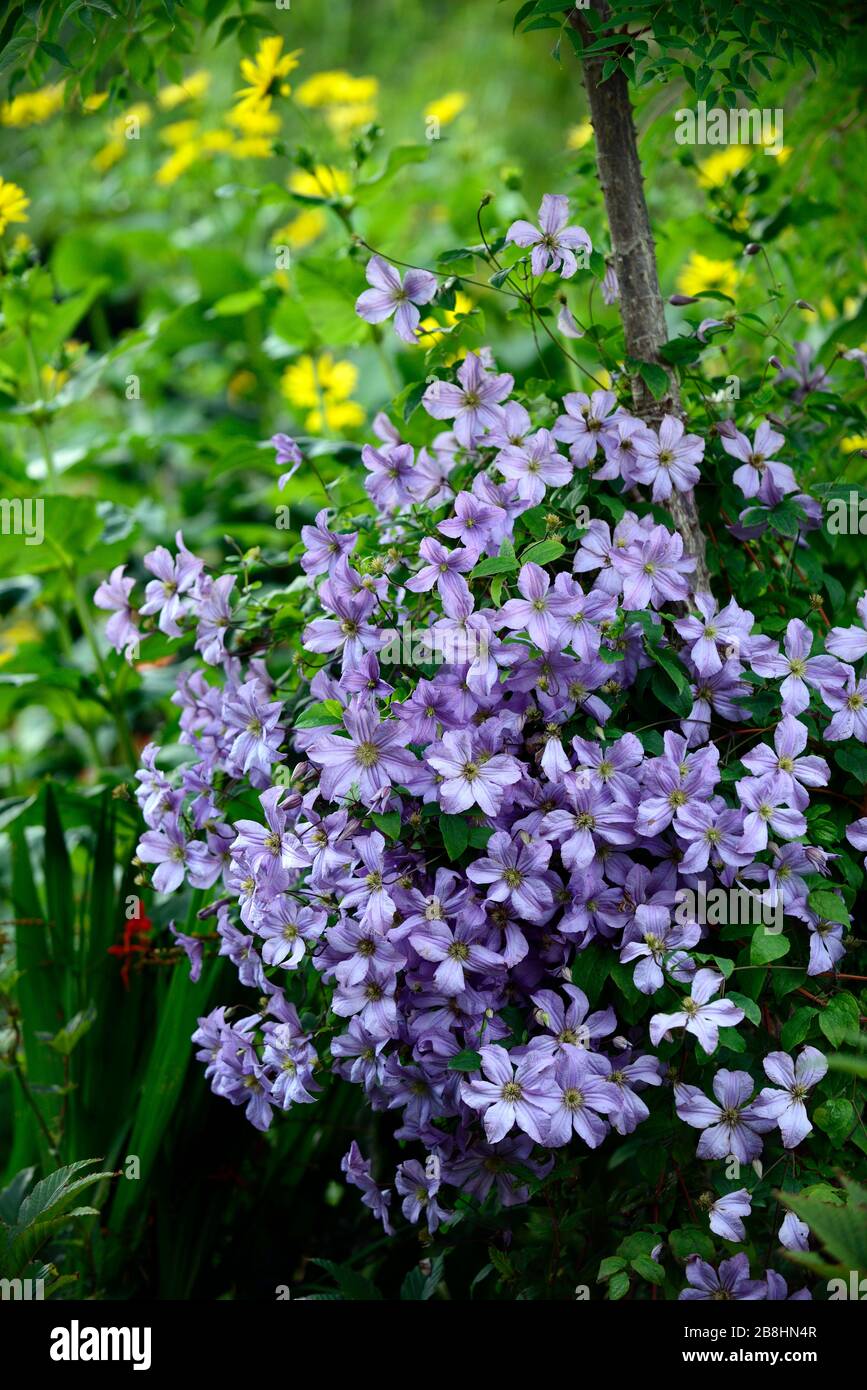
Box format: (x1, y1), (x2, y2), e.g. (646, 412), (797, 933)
(569, 1), (710, 592)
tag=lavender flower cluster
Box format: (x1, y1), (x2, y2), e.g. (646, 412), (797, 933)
(94, 204), (867, 1298)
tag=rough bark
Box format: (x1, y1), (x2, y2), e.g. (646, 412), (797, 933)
(569, 1), (710, 592)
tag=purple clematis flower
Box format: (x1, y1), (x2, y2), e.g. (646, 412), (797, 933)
(461, 1044), (557, 1143)
(779, 1210), (810, 1252)
(620, 904), (700, 994)
(612, 524), (695, 609)
(341, 1141), (393, 1234)
(540, 774), (635, 870)
(404, 535), (476, 609)
(139, 531), (204, 637)
(427, 728), (521, 815)
(545, 1045), (620, 1148)
(272, 432), (302, 488)
(675, 1069), (777, 1162)
(505, 194), (591, 279)
(307, 699), (419, 806)
(708, 1188), (752, 1242)
(496, 562), (565, 652)
(195, 574), (235, 665)
(673, 593), (753, 676)
(94, 564), (140, 662)
(721, 420), (796, 500)
(753, 1046), (828, 1148)
(736, 773), (807, 854)
(824, 672), (867, 742)
(650, 969), (745, 1054)
(826, 591), (867, 663)
(679, 1252), (767, 1301)
(552, 389), (622, 466)
(423, 351), (514, 449)
(355, 256), (437, 344)
(846, 816), (867, 869)
(632, 414), (704, 501)
(740, 714), (829, 810)
(410, 914), (504, 995)
(300, 509), (357, 577)
(749, 618), (848, 716)
(495, 427), (572, 504)
(395, 1158), (449, 1232)
(466, 830), (553, 921)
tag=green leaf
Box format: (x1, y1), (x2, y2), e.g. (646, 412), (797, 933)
(206, 289), (265, 317)
(470, 554), (517, 579)
(371, 812), (401, 840)
(814, 1098), (855, 1148)
(294, 700), (343, 729)
(807, 889), (849, 925)
(819, 993), (860, 1049)
(597, 1255), (627, 1281)
(519, 539), (566, 565)
(636, 361), (670, 400)
(439, 814), (469, 861)
(631, 1253), (665, 1286)
(571, 943), (612, 1005)
(669, 1225), (715, 1261)
(608, 1269), (630, 1300)
(749, 929), (790, 966)
(781, 1007), (817, 1052)
(447, 1049), (483, 1072)
(355, 145), (429, 200)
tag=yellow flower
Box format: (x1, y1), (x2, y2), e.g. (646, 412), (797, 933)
(282, 353), (356, 408)
(281, 353), (364, 432)
(83, 91), (109, 113)
(226, 102), (281, 137)
(229, 136), (274, 159)
(295, 71), (379, 108)
(94, 102), (152, 168)
(841, 436), (867, 454)
(236, 38), (301, 109)
(1, 83), (65, 127)
(161, 119), (200, 147)
(677, 252), (739, 298)
(415, 291), (475, 360)
(271, 208), (327, 249)
(0, 178), (29, 233)
(0, 619), (41, 667)
(697, 145), (750, 188)
(307, 399), (365, 432)
(158, 70), (210, 110)
(424, 92), (468, 127)
(107, 102), (152, 138)
(567, 120), (594, 151)
(41, 363), (69, 394)
(92, 139), (125, 173)
(199, 129), (234, 154)
(289, 165), (351, 199)
(325, 103), (378, 138)
(760, 129), (791, 162)
(156, 143), (199, 186)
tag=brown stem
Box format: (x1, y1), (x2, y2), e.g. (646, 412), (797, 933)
(570, 2), (709, 591)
